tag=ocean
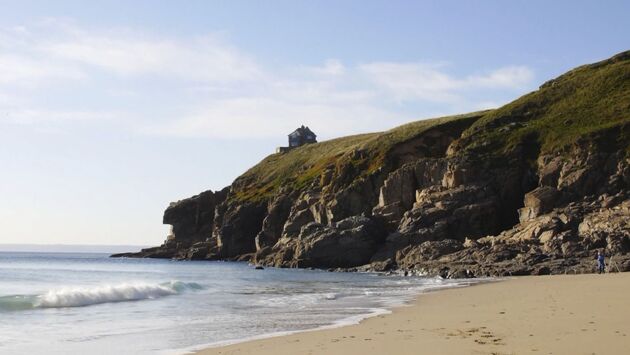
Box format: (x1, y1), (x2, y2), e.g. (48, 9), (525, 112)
(0, 251), (477, 354)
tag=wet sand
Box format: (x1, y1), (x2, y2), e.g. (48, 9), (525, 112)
(196, 273), (630, 354)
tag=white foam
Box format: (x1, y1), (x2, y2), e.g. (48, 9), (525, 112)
(324, 293), (337, 300)
(253, 291), (343, 307)
(175, 307), (392, 355)
(34, 281), (194, 308)
(175, 278), (497, 355)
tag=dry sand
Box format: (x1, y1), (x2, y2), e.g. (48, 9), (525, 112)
(196, 273), (630, 355)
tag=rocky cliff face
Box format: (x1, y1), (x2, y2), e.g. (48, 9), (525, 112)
(114, 51), (630, 277)
(112, 188), (228, 259)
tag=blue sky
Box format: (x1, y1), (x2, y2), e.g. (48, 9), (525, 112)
(1, 0), (628, 245)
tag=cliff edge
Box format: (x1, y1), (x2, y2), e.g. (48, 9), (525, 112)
(114, 51), (630, 277)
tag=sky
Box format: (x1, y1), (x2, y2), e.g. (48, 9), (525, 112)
(0, 0), (628, 246)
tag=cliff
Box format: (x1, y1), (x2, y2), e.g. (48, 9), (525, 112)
(114, 51), (630, 277)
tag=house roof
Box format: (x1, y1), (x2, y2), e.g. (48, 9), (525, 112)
(288, 125), (316, 137)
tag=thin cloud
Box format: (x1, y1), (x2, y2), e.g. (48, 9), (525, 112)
(42, 33), (262, 82)
(2, 109), (121, 125)
(358, 62), (534, 102)
(299, 59), (346, 76)
(143, 97), (402, 139)
(0, 54), (85, 86)
(0, 20), (536, 139)
(467, 66), (533, 89)
(359, 62), (458, 102)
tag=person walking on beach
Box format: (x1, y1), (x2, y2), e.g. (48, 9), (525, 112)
(597, 250), (606, 274)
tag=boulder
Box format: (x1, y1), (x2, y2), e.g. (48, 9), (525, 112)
(187, 242), (212, 260)
(293, 216), (384, 268)
(518, 186), (559, 222)
(395, 239), (464, 265)
(578, 200), (630, 253)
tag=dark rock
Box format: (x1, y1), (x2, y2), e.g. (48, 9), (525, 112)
(283, 207), (316, 237)
(395, 239), (463, 266)
(534, 266), (551, 275)
(216, 202), (267, 258)
(111, 188), (228, 259)
(163, 189), (228, 243)
(256, 193), (294, 251)
(293, 216), (384, 268)
(112, 53), (630, 277)
(447, 268), (475, 279)
(370, 258), (396, 272)
(187, 242), (212, 260)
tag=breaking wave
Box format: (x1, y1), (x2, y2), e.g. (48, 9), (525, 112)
(0, 281), (202, 311)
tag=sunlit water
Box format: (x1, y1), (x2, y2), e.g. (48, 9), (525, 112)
(0, 252), (479, 354)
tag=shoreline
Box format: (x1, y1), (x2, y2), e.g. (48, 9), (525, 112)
(181, 277), (491, 354)
(195, 273), (630, 354)
(181, 307), (391, 354)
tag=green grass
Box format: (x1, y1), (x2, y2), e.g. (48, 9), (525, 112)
(460, 50), (630, 158)
(230, 50), (630, 203)
(231, 111), (486, 202)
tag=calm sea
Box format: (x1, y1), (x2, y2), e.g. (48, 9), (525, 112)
(0, 251), (477, 354)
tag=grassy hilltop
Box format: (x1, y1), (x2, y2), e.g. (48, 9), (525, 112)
(120, 51), (630, 275)
(232, 51), (630, 203)
(460, 51), (630, 157)
(232, 111), (485, 201)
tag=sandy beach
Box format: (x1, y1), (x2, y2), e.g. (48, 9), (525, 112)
(196, 273), (630, 355)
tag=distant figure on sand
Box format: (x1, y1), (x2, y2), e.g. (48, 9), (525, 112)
(597, 250), (606, 274)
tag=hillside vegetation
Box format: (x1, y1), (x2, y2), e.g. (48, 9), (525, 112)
(232, 111), (485, 201)
(458, 51), (630, 158)
(119, 51), (630, 277)
(234, 51), (630, 202)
